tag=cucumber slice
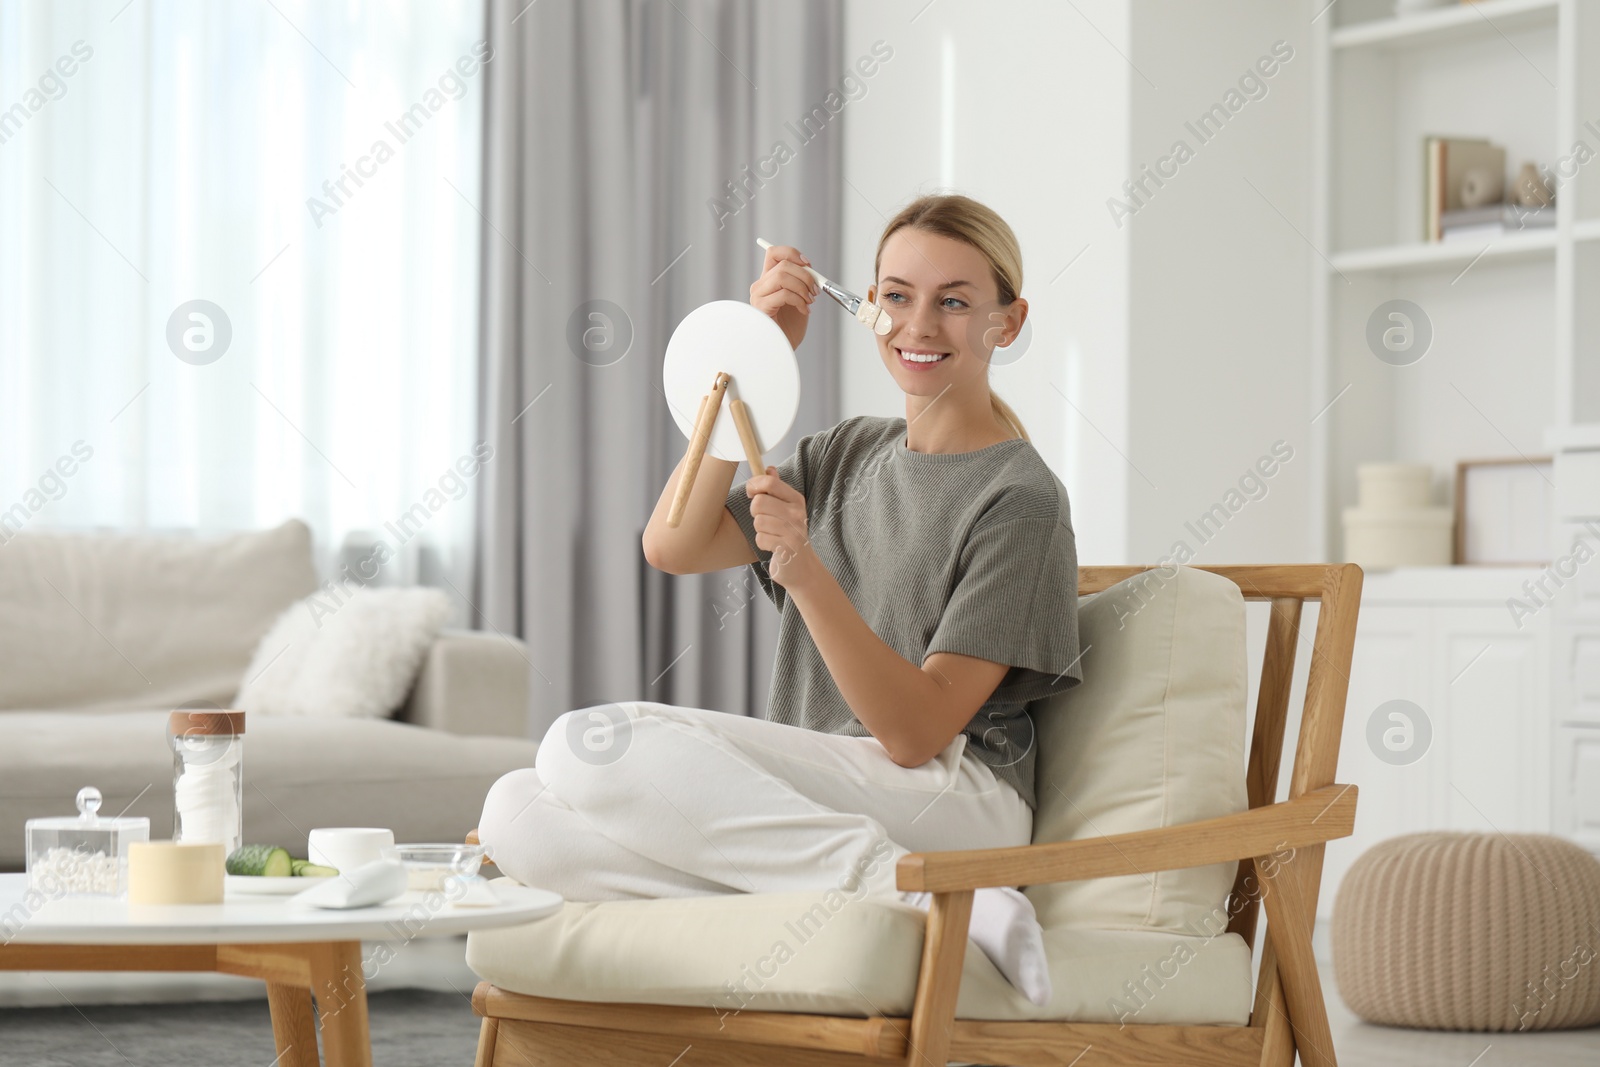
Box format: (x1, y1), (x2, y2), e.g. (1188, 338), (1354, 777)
(291, 859), (338, 878)
(226, 844), (292, 877)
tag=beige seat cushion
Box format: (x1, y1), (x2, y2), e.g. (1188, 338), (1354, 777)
(466, 883), (1253, 1024)
(468, 565), (1255, 1022)
(0, 711), (541, 869)
(0, 520), (318, 711)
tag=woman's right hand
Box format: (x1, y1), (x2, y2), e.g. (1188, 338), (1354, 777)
(750, 244), (818, 351)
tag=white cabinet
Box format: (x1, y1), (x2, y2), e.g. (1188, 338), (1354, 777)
(1317, 599), (1434, 924)
(1546, 430), (1600, 853)
(1249, 568), (1551, 929)
(1547, 627), (1600, 851)
(1432, 606), (1550, 833)
(1556, 726), (1600, 846)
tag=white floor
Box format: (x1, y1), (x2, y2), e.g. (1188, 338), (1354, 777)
(2, 940), (1596, 1065)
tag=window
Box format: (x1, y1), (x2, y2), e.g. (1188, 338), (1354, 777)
(0, 0), (488, 610)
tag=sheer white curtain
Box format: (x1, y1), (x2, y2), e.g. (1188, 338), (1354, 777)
(0, 0), (485, 618)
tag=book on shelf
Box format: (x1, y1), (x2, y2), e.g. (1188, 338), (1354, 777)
(1440, 203), (1556, 242)
(1423, 135), (1507, 241)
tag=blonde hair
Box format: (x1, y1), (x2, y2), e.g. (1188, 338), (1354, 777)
(873, 194), (1029, 443)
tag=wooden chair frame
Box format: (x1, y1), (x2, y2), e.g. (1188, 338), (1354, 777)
(466, 563), (1363, 1067)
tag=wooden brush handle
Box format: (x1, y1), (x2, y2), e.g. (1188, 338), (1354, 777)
(666, 373), (730, 528)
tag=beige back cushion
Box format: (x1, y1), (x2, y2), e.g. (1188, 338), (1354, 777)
(1028, 565), (1249, 933)
(0, 520), (318, 712)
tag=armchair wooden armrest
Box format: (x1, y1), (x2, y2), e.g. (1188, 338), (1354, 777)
(892, 784), (1356, 1067)
(896, 782), (1357, 893)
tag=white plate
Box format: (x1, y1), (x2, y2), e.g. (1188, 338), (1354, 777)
(225, 874), (325, 896)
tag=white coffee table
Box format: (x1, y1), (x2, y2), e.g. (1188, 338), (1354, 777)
(0, 872), (561, 1067)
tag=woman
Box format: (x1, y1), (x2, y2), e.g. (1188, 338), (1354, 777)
(478, 194), (1083, 1007)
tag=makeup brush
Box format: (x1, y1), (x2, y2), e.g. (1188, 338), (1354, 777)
(756, 237), (893, 336)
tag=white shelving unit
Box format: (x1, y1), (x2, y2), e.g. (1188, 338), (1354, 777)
(1307, 0), (1600, 902)
(1330, 225), (1558, 274)
(1310, 0), (1600, 561)
(1328, 0), (1560, 50)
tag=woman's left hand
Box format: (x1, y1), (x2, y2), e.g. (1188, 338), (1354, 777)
(747, 467), (822, 593)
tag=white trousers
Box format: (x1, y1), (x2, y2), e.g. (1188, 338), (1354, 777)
(477, 701), (1033, 902)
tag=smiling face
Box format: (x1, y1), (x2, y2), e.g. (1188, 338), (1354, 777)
(868, 227), (1025, 398)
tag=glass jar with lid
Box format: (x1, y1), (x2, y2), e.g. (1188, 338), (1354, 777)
(25, 785), (150, 897)
(168, 708), (245, 858)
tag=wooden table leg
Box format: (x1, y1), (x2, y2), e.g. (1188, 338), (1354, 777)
(267, 981), (321, 1067)
(3, 939), (379, 1067)
(308, 941), (372, 1067)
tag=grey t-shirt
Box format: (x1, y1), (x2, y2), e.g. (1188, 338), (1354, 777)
(723, 414), (1083, 811)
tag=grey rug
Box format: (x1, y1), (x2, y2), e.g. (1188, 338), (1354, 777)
(0, 988), (482, 1066)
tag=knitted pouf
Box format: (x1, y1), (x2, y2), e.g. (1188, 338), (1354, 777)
(1332, 831), (1600, 1031)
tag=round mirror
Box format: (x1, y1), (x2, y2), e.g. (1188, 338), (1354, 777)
(661, 300), (800, 463)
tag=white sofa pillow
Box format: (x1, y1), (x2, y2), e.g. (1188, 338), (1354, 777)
(234, 587), (452, 720)
(1027, 565), (1249, 934)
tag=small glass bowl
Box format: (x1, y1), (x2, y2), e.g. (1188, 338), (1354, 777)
(382, 842), (488, 892)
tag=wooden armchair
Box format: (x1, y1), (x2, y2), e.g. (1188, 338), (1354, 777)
(466, 563), (1362, 1067)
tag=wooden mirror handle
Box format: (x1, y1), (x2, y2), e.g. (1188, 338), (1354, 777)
(666, 373), (730, 527)
(728, 396), (766, 476)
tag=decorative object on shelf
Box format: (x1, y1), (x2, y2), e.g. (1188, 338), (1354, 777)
(1341, 461), (1453, 567)
(1511, 160), (1555, 208)
(1440, 201), (1555, 242)
(1424, 136), (1506, 241)
(24, 785), (150, 898)
(1333, 831), (1600, 1031)
(1453, 455), (1554, 565)
(1458, 167), (1502, 208)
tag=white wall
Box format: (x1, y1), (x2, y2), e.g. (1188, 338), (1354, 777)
(1126, 2), (1314, 565)
(839, 0), (1133, 567)
(839, 0), (1313, 567)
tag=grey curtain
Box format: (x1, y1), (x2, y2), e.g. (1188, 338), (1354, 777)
(475, 0), (843, 739)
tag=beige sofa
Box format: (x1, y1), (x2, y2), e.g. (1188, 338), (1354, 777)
(0, 519), (541, 871)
